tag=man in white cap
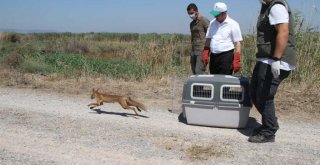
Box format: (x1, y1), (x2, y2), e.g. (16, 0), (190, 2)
(202, 2), (243, 75)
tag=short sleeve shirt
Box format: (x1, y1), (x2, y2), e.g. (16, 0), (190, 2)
(206, 16), (243, 54)
(269, 4), (289, 25)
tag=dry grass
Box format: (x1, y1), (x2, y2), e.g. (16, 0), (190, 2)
(276, 83), (320, 121)
(0, 31), (319, 121)
(1, 66), (319, 122)
(1, 53), (23, 68)
(0, 32), (21, 43)
(1, 32), (191, 80)
(186, 142), (232, 161)
(0, 65), (179, 108)
(1, 31), (319, 82)
(155, 135), (232, 161)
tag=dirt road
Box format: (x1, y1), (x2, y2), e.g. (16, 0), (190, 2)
(0, 87), (319, 164)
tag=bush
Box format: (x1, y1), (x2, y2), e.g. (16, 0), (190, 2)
(0, 33), (21, 43)
(1, 53), (23, 68)
(19, 58), (54, 75)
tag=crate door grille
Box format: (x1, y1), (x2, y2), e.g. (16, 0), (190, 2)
(220, 85), (244, 102)
(191, 83), (214, 100)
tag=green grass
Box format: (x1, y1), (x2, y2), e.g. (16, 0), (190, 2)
(18, 53), (151, 80)
(19, 57), (55, 74)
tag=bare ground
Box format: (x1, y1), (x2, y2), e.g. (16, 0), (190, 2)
(0, 71), (320, 164)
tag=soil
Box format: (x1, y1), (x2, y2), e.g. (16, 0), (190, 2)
(0, 75), (320, 164)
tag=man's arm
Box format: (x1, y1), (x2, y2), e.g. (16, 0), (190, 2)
(204, 38), (211, 48)
(232, 41), (242, 73)
(273, 23), (289, 59)
(202, 38), (211, 64)
(270, 23), (289, 78)
(203, 18), (210, 33)
(202, 21), (211, 64)
(234, 41), (241, 53)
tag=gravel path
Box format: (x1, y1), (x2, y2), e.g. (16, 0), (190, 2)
(0, 87), (319, 165)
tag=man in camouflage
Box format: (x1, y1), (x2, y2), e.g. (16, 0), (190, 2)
(187, 3), (209, 75)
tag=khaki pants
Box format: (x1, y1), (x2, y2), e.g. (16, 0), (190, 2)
(190, 52), (206, 75)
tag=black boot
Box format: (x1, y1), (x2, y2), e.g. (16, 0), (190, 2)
(251, 126), (263, 136)
(248, 134), (275, 143)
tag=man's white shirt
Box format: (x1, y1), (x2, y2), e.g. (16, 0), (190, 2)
(206, 16), (243, 54)
(258, 4), (295, 71)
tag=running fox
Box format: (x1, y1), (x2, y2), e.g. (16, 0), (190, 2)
(88, 88), (147, 115)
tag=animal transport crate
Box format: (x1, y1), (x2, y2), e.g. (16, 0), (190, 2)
(182, 75), (252, 128)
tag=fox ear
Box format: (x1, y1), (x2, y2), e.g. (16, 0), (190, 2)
(92, 88), (95, 92)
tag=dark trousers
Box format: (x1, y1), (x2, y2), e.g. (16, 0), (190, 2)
(250, 61), (290, 136)
(209, 49), (234, 75)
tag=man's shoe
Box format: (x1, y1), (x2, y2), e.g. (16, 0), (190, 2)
(251, 126), (263, 136)
(248, 134), (275, 143)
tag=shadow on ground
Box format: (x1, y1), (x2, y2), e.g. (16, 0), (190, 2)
(237, 117), (261, 137)
(89, 109), (149, 118)
(178, 112), (187, 124)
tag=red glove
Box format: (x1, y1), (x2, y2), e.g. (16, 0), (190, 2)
(202, 47), (210, 64)
(232, 52), (241, 73)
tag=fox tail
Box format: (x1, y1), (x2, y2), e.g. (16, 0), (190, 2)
(127, 97), (147, 112)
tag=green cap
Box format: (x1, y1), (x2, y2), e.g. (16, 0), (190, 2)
(210, 11), (221, 16)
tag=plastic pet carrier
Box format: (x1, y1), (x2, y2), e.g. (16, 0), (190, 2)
(182, 75), (252, 128)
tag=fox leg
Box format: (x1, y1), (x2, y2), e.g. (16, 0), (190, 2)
(127, 98), (146, 112)
(87, 103), (97, 108)
(88, 103), (99, 109)
(119, 100), (139, 115)
(136, 107), (142, 112)
(88, 100), (103, 109)
(88, 103), (99, 106)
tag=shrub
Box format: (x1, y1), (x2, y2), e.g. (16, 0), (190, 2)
(0, 33), (21, 43)
(19, 58), (54, 75)
(1, 53), (23, 68)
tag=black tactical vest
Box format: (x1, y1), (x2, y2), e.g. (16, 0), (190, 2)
(256, 0), (296, 66)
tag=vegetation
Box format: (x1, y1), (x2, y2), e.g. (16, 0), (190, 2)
(0, 16), (319, 84)
(0, 32), (191, 80)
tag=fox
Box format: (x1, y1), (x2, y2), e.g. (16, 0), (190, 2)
(88, 88), (147, 115)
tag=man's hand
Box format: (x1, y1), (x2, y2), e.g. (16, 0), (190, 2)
(202, 47), (210, 64)
(232, 52), (241, 73)
(271, 60), (281, 78)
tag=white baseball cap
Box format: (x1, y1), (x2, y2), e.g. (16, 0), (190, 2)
(210, 2), (227, 16)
